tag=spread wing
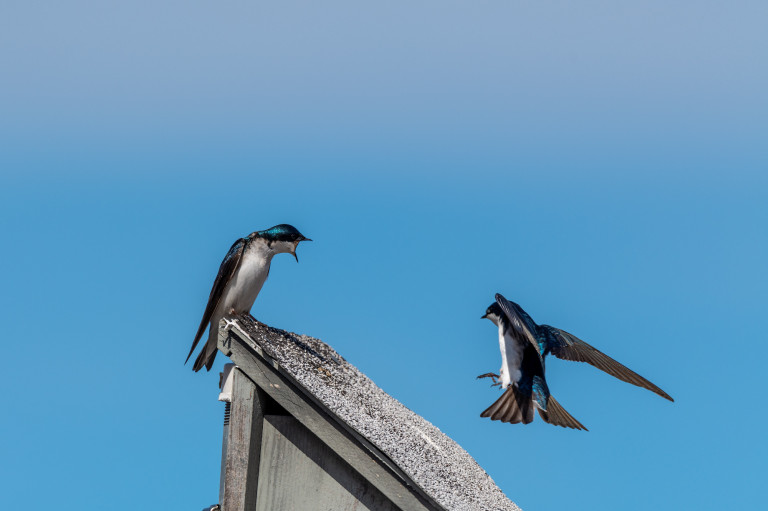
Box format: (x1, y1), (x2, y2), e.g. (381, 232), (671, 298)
(185, 238), (246, 364)
(495, 293), (545, 357)
(540, 325), (674, 401)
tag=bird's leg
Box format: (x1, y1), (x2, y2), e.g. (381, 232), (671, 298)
(477, 372), (502, 386)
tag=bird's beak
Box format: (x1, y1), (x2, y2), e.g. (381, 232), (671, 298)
(481, 313), (488, 319)
(292, 236), (310, 262)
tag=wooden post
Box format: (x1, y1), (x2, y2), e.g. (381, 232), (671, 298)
(219, 368), (266, 511)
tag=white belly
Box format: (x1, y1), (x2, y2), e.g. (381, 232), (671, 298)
(499, 326), (524, 388)
(218, 250), (271, 315)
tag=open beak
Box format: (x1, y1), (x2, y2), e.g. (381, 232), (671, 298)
(292, 236), (311, 262)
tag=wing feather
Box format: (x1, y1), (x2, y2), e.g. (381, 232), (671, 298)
(185, 238), (247, 364)
(540, 325), (673, 402)
(494, 293), (544, 357)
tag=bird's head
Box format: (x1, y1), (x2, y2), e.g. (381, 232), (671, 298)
(481, 302), (502, 325)
(252, 224), (311, 261)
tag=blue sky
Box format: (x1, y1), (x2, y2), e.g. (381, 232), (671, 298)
(1, 2), (766, 510)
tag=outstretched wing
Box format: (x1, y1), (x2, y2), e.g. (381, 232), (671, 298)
(495, 293), (545, 357)
(185, 238), (247, 364)
(540, 325), (674, 401)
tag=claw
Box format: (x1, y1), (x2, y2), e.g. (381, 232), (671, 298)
(477, 372), (501, 386)
(222, 318), (240, 331)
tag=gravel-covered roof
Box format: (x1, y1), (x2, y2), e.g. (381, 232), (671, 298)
(234, 314), (521, 511)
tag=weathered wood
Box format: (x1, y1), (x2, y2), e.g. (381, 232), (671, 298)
(255, 415), (400, 511)
(217, 320), (442, 511)
(219, 368), (266, 511)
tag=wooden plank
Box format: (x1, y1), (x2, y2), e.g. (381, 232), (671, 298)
(255, 415), (400, 511)
(218, 401), (229, 503)
(218, 322), (442, 511)
(217, 320), (414, 485)
(219, 368), (266, 511)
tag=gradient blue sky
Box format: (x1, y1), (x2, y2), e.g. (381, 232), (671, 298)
(2, 2), (766, 510)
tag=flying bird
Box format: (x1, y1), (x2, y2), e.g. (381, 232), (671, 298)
(186, 224), (311, 372)
(479, 293), (673, 427)
(479, 297), (586, 430)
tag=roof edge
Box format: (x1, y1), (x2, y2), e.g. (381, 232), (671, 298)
(217, 314), (447, 511)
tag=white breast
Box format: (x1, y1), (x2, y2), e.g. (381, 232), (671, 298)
(218, 245), (272, 315)
(498, 323), (524, 388)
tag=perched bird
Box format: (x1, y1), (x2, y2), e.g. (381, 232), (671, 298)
(186, 224), (311, 372)
(479, 293), (674, 428)
(479, 296), (586, 430)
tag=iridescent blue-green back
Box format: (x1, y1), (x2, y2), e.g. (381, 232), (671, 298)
(506, 299), (549, 356)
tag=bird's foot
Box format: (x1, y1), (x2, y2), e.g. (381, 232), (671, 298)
(477, 372), (501, 386)
(222, 318), (240, 332)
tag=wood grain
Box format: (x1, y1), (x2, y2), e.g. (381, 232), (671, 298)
(255, 415), (400, 511)
(217, 320), (442, 511)
(219, 368), (266, 511)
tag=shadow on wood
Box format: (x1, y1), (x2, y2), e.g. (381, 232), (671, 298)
(212, 314), (520, 511)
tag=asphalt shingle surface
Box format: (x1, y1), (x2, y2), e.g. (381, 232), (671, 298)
(236, 314), (521, 511)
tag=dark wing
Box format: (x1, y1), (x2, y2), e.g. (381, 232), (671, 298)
(495, 293), (544, 357)
(185, 238), (247, 364)
(481, 385), (535, 424)
(540, 325), (674, 402)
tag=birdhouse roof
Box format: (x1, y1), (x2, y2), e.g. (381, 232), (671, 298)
(218, 314), (520, 511)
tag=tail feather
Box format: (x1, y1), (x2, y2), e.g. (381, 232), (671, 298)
(192, 325), (219, 372)
(481, 386), (534, 424)
(522, 396), (535, 424)
(502, 391), (522, 423)
(538, 396), (588, 431)
(480, 391), (504, 420)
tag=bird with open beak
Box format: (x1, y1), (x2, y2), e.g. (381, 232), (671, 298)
(186, 224), (311, 371)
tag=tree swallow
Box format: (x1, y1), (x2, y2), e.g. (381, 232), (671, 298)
(479, 295), (586, 430)
(479, 293), (673, 427)
(186, 224), (311, 372)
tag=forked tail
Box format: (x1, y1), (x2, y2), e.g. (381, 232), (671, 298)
(480, 386), (535, 424)
(481, 387), (588, 430)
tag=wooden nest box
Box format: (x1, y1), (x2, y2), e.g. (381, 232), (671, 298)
(209, 314), (520, 511)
